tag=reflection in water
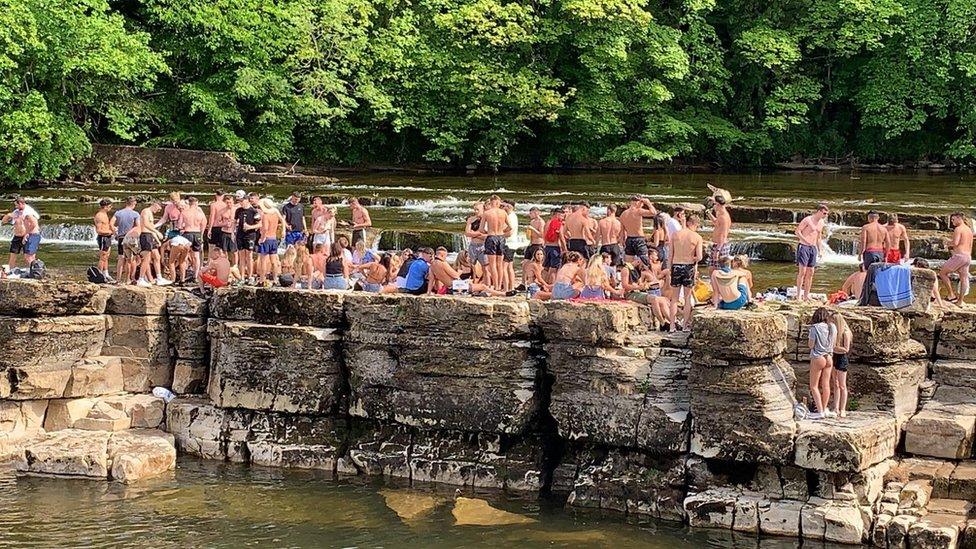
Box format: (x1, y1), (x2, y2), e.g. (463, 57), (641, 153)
(0, 458), (835, 548)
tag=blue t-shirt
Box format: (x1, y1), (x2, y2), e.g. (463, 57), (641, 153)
(404, 259), (430, 291)
(113, 208), (140, 236)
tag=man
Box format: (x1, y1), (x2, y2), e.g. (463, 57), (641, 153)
(349, 197), (372, 246)
(657, 207), (684, 268)
(708, 195), (732, 306)
(465, 202), (488, 279)
(885, 213), (910, 263)
(110, 196), (140, 283)
(859, 211), (889, 271)
(256, 198), (285, 285)
(281, 192), (306, 249)
(207, 190), (227, 258)
(235, 193), (261, 279)
(137, 202), (170, 287)
(181, 197), (209, 280)
(597, 204), (623, 267)
(429, 246), (512, 296)
(217, 193), (238, 261)
(668, 215), (703, 332)
(160, 191), (183, 240)
(524, 207), (545, 261)
(502, 201), (519, 292)
(400, 247), (433, 295)
(199, 248), (240, 289)
(794, 204), (829, 301)
(480, 195), (510, 289)
(620, 195), (658, 266)
(940, 212), (974, 304)
(841, 265), (867, 301)
(541, 207), (566, 283)
(93, 199), (115, 282)
(2, 198), (40, 270)
(564, 202), (595, 260)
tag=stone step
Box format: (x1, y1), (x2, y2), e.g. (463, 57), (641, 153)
(7, 356), (125, 400)
(904, 408), (976, 460)
(932, 361), (976, 390)
(794, 412), (898, 473)
(44, 394), (165, 431)
(16, 428), (175, 483)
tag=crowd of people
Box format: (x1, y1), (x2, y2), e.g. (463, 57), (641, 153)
(3, 186), (974, 333)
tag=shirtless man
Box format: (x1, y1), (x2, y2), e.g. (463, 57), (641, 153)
(199, 248), (238, 289)
(541, 207), (566, 283)
(429, 247), (510, 296)
(137, 203), (170, 286)
(885, 213), (910, 263)
(940, 212), (974, 304)
(708, 195), (732, 306)
(620, 195), (658, 266)
(597, 204), (623, 267)
(256, 198), (285, 284)
(669, 215), (704, 332)
(859, 211), (890, 271)
(3, 198), (41, 269)
(794, 204), (829, 301)
(480, 195), (510, 290)
(564, 202), (594, 260)
(93, 199), (115, 281)
(181, 197), (209, 280)
(217, 193), (238, 261)
(523, 207), (545, 261)
(349, 197), (372, 246)
(465, 202), (488, 281)
(207, 190), (227, 259)
(842, 266), (867, 301)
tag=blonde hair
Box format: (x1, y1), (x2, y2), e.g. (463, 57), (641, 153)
(584, 255), (605, 286)
(832, 312), (851, 338)
(732, 255), (750, 269)
(281, 246), (297, 271)
(454, 250), (471, 271)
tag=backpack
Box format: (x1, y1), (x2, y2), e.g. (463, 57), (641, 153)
(86, 266), (107, 284)
(544, 219), (562, 242)
(27, 259), (45, 280)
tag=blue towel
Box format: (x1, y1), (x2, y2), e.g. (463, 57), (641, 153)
(875, 265), (913, 309)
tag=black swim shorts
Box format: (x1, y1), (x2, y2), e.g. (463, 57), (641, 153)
(183, 231), (203, 252)
(97, 235), (112, 252)
(523, 243), (543, 261)
(139, 233), (158, 253)
(670, 263), (695, 288)
(567, 238), (590, 259)
(832, 353), (849, 372)
(599, 244), (623, 267)
(484, 235), (506, 256)
(624, 236), (649, 259)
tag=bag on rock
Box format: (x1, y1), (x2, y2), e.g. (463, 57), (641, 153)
(27, 259), (45, 279)
(86, 266), (107, 284)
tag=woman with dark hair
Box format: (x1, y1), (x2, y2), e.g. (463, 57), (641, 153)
(808, 307), (836, 419)
(361, 253), (391, 293)
(323, 242), (350, 290)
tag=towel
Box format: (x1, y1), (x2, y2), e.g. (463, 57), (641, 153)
(875, 264), (914, 309)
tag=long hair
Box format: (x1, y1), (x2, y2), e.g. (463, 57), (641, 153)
(584, 255), (604, 285)
(811, 307), (831, 325)
(832, 313), (851, 341)
(328, 242), (344, 262)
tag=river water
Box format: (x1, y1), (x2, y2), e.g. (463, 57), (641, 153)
(2, 171), (973, 289)
(0, 457), (834, 548)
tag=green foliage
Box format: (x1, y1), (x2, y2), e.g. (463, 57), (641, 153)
(6, 0), (976, 185)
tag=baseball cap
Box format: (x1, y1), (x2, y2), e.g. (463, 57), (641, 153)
(234, 190), (246, 200)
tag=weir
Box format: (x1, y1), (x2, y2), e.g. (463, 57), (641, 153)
(1, 278), (975, 546)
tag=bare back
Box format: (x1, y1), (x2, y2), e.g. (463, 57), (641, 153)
(481, 207), (508, 236)
(598, 216), (621, 245)
(262, 211), (281, 240)
(954, 224), (974, 256)
(671, 228), (703, 265)
(619, 207), (645, 238)
(861, 222), (887, 250)
(431, 259), (460, 287)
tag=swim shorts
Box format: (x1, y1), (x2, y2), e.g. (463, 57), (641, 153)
(862, 249), (884, 271)
(22, 234), (41, 255)
(709, 241), (731, 267)
(832, 352), (849, 372)
(718, 284), (749, 311)
(624, 236), (649, 260)
(208, 227), (223, 246)
(523, 243), (543, 261)
(796, 243), (818, 268)
(543, 245), (562, 269)
(503, 245), (515, 263)
(468, 241), (487, 266)
(9, 236), (24, 254)
(484, 235), (506, 256)
(670, 263), (695, 288)
(201, 272), (227, 288)
(567, 238), (590, 259)
(219, 232), (237, 253)
(257, 238), (279, 256)
(182, 231), (203, 252)
(285, 231), (304, 246)
(97, 235), (112, 253)
(139, 233), (158, 253)
(885, 249), (902, 263)
(599, 244), (623, 267)
(236, 231), (257, 252)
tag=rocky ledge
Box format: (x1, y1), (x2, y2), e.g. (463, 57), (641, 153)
(2, 280), (976, 547)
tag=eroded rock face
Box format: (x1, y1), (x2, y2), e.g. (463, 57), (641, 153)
(105, 286), (170, 316)
(938, 309), (976, 360)
(107, 429), (176, 483)
(792, 361), (926, 422)
(23, 430), (111, 478)
(103, 315), (172, 370)
(690, 311), (787, 363)
(904, 409), (975, 460)
(794, 413), (898, 473)
(837, 309), (926, 364)
(208, 321), (343, 415)
(0, 316), (105, 370)
(0, 280), (107, 316)
(532, 301), (645, 345)
(211, 287), (345, 328)
(247, 413), (346, 471)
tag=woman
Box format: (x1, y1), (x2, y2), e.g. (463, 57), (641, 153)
(732, 255), (754, 293)
(831, 313), (852, 418)
(337, 235), (353, 263)
(621, 256), (670, 329)
(293, 238), (314, 288)
(536, 251), (584, 300)
(323, 242), (350, 290)
(312, 206), (336, 250)
(579, 255), (618, 299)
(523, 248), (550, 298)
(808, 307), (837, 420)
(454, 250), (474, 280)
(361, 253), (390, 293)
(712, 257), (749, 310)
(350, 240), (375, 286)
(310, 243), (328, 289)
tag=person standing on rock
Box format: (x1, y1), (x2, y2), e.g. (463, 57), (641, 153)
(884, 213), (910, 263)
(830, 312), (852, 418)
(93, 199), (115, 282)
(181, 197), (208, 282)
(597, 204), (623, 267)
(480, 195), (510, 290)
(465, 202), (489, 284)
(620, 195), (658, 267)
(564, 201), (593, 260)
(280, 192), (306, 250)
(794, 204), (829, 301)
(523, 207), (545, 262)
(859, 211), (889, 271)
(807, 307), (837, 420)
(349, 197), (372, 247)
(110, 196), (140, 283)
(541, 207), (566, 284)
(206, 190), (226, 259)
(939, 212), (974, 305)
(217, 193), (238, 264)
(502, 201), (519, 292)
(256, 198), (284, 285)
(708, 194), (732, 307)
(137, 202), (170, 287)
(668, 214), (703, 332)
(235, 193), (261, 281)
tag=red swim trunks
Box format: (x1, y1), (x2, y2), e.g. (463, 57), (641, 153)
(885, 249), (902, 263)
(201, 273), (227, 288)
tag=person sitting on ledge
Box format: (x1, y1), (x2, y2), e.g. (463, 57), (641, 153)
(578, 255), (620, 299)
(199, 248), (239, 289)
(522, 247), (550, 299)
(535, 251), (584, 300)
(712, 256), (749, 310)
(429, 247), (513, 296)
(841, 265), (867, 301)
(913, 258), (949, 307)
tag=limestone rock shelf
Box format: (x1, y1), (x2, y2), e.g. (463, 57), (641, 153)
(3, 280), (976, 547)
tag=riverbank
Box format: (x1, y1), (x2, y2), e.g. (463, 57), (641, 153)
(2, 279), (975, 546)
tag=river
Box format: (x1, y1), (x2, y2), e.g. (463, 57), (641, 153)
(0, 457), (844, 548)
(2, 171), (973, 290)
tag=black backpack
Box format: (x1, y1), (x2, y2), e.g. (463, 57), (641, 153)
(27, 260), (45, 280)
(86, 266), (106, 284)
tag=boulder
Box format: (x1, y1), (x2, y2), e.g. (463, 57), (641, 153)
(690, 311), (787, 363)
(99, 394), (166, 428)
(904, 409), (975, 460)
(21, 429), (111, 478)
(210, 287), (345, 328)
(938, 309), (976, 360)
(43, 398), (96, 431)
(532, 300), (644, 345)
(0, 279), (107, 316)
(63, 356), (124, 397)
(247, 412), (345, 471)
(107, 429), (176, 483)
(0, 315), (105, 370)
(207, 322), (343, 415)
(105, 286), (169, 316)
(794, 412), (898, 473)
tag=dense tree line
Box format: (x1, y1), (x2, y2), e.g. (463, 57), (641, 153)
(2, 0), (975, 184)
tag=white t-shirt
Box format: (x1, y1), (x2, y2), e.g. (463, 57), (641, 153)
(170, 235), (191, 248)
(506, 211), (519, 248)
(8, 205), (40, 223)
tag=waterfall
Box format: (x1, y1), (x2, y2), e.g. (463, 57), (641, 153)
(819, 223), (859, 265)
(0, 223), (95, 246)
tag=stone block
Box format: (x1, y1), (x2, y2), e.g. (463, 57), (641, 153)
(0, 400), (47, 439)
(905, 409), (976, 460)
(172, 359), (207, 394)
(901, 457), (956, 498)
(408, 430), (544, 492)
(934, 361), (976, 390)
(340, 421), (412, 479)
(909, 309), (941, 355)
(63, 356), (124, 397)
(792, 360), (926, 420)
(949, 462), (976, 501)
(7, 364), (71, 400)
(690, 311), (787, 363)
(683, 489), (737, 529)
(531, 300), (644, 345)
(801, 497), (869, 544)
(566, 448), (686, 521)
(208, 322), (343, 415)
(105, 285), (169, 315)
(0, 315), (105, 370)
(43, 398), (96, 431)
(120, 356), (172, 393)
(99, 394), (165, 428)
(211, 286), (345, 327)
(759, 499), (804, 537)
(0, 279), (107, 316)
(909, 514), (965, 549)
(165, 397), (250, 461)
(927, 498), (974, 516)
(247, 413), (345, 472)
(169, 316), (208, 362)
(107, 429), (176, 483)
(103, 315), (171, 367)
(836, 308), (925, 364)
(888, 514), (918, 548)
(166, 289), (209, 317)
(938, 309), (976, 360)
(794, 412), (898, 473)
(22, 430), (111, 478)
(74, 400), (131, 431)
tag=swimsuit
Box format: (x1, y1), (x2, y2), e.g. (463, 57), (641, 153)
(257, 238), (279, 256)
(599, 244), (623, 267)
(285, 231), (304, 246)
(832, 352), (849, 372)
(796, 243), (818, 268)
(862, 247), (884, 270)
(885, 249), (902, 263)
(543, 245), (562, 269)
(709, 241), (731, 267)
(718, 283), (749, 310)
(484, 235), (506, 256)
(139, 233), (159, 253)
(624, 236), (650, 265)
(182, 231), (203, 252)
(579, 285), (605, 299)
(97, 235), (113, 252)
(670, 263), (695, 288)
(567, 238), (590, 259)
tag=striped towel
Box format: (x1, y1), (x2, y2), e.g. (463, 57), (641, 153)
(875, 265), (914, 309)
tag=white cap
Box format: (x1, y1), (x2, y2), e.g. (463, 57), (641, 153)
(234, 190), (246, 199)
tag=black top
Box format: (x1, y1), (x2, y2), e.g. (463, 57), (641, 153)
(281, 202), (305, 232)
(325, 257), (344, 275)
(235, 206), (260, 234)
(397, 257), (415, 278)
(469, 217), (481, 232)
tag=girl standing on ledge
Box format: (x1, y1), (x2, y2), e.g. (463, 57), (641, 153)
(831, 313), (853, 418)
(808, 307), (837, 420)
